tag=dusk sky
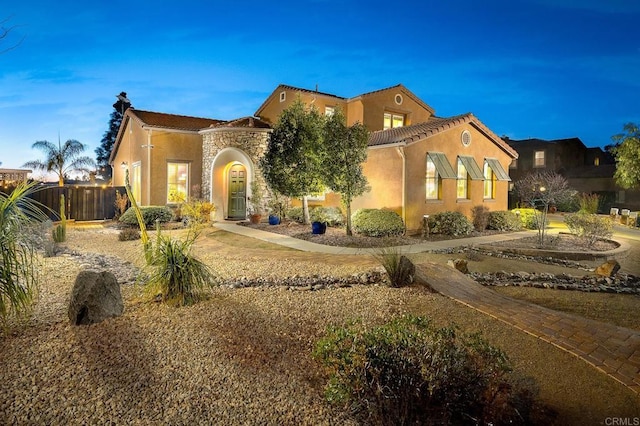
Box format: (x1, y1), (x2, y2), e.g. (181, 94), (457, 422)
(1, 0), (639, 177)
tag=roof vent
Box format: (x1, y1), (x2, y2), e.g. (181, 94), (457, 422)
(461, 130), (472, 147)
(394, 94), (403, 105)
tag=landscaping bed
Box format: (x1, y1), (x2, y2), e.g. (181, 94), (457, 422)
(2, 226), (639, 424)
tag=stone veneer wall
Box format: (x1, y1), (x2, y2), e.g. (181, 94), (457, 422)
(201, 128), (271, 207)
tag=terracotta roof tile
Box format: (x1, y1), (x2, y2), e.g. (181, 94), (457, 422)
(368, 113), (518, 158)
(129, 109), (225, 131)
(214, 116), (271, 129)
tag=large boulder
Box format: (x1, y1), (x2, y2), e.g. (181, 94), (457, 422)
(595, 260), (620, 277)
(68, 270), (124, 325)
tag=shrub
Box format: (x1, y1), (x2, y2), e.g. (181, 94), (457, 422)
(428, 211), (473, 236)
(555, 190), (579, 213)
(313, 315), (544, 425)
(512, 208), (549, 230)
(352, 209), (404, 237)
(114, 190), (129, 220)
(565, 212), (613, 246)
(145, 231), (217, 306)
(119, 206), (173, 228)
(118, 227), (141, 241)
(487, 211), (523, 231)
(310, 206), (345, 227)
(578, 193), (600, 214)
(471, 205), (490, 231)
(182, 199), (215, 225)
(372, 248), (414, 288)
(287, 206), (304, 223)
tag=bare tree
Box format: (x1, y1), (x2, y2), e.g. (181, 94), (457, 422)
(1, 16), (25, 54)
(513, 171), (573, 246)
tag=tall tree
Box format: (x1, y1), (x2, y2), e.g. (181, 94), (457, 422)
(23, 139), (96, 186)
(513, 171), (572, 246)
(95, 92), (131, 180)
(322, 108), (370, 236)
(610, 123), (640, 189)
(260, 98), (325, 224)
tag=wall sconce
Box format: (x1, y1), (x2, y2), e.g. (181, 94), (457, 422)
(121, 161), (128, 169)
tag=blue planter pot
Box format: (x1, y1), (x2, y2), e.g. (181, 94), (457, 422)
(268, 215), (281, 225)
(311, 221), (327, 235)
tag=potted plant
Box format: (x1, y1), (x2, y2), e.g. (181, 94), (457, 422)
(267, 191), (288, 225)
(248, 180), (264, 224)
(310, 207), (328, 235)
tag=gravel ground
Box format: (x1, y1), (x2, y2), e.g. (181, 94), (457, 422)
(1, 224), (639, 424)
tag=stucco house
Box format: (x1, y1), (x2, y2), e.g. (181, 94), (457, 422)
(110, 84), (517, 231)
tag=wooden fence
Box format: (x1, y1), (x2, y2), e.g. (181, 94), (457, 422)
(1, 185), (127, 221)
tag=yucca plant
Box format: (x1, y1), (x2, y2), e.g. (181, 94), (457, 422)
(0, 181), (49, 328)
(372, 247), (414, 288)
(145, 229), (217, 306)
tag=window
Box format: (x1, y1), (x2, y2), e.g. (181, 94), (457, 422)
(167, 162), (189, 203)
(457, 158), (469, 199)
(594, 157), (600, 166)
(279, 91), (286, 102)
(534, 150), (545, 167)
(394, 94), (403, 105)
(324, 106), (335, 116)
(132, 162), (141, 204)
(383, 112), (404, 130)
(426, 156), (441, 200)
(483, 161), (496, 199)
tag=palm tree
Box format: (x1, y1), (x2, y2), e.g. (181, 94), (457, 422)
(0, 181), (49, 328)
(23, 139), (96, 186)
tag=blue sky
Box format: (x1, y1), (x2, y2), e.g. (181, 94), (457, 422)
(1, 0), (638, 176)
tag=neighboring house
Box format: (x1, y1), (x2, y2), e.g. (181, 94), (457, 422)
(505, 137), (640, 212)
(111, 84), (517, 231)
(0, 168), (32, 187)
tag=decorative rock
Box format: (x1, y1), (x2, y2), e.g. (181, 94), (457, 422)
(447, 258), (469, 274)
(68, 270), (124, 325)
(595, 260), (621, 277)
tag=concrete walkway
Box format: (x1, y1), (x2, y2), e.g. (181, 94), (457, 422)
(414, 262), (640, 395)
(215, 220), (640, 395)
(215, 221), (539, 254)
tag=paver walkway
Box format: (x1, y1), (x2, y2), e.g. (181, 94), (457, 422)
(415, 262), (640, 394)
(215, 220), (640, 395)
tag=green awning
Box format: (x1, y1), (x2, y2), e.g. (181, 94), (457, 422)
(485, 158), (511, 181)
(427, 152), (456, 179)
(458, 156), (484, 180)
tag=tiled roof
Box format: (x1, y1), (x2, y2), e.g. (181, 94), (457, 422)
(356, 84), (435, 115)
(214, 116), (271, 129)
(368, 113), (518, 158)
(129, 109), (225, 131)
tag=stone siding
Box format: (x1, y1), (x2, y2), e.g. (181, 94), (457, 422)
(201, 128), (271, 204)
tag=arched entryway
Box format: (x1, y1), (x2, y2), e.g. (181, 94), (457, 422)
(227, 164), (246, 219)
(209, 147), (255, 221)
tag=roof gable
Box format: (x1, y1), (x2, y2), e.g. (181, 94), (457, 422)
(254, 84), (345, 117)
(368, 113), (518, 158)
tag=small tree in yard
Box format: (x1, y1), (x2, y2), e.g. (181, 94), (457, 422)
(322, 108), (370, 236)
(260, 98), (325, 224)
(610, 123), (640, 189)
(513, 171), (573, 246)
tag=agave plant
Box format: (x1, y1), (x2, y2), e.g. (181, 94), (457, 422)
(0, 182), (49, 328)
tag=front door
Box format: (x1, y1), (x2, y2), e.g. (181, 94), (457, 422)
(228, 164), (246, 219)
